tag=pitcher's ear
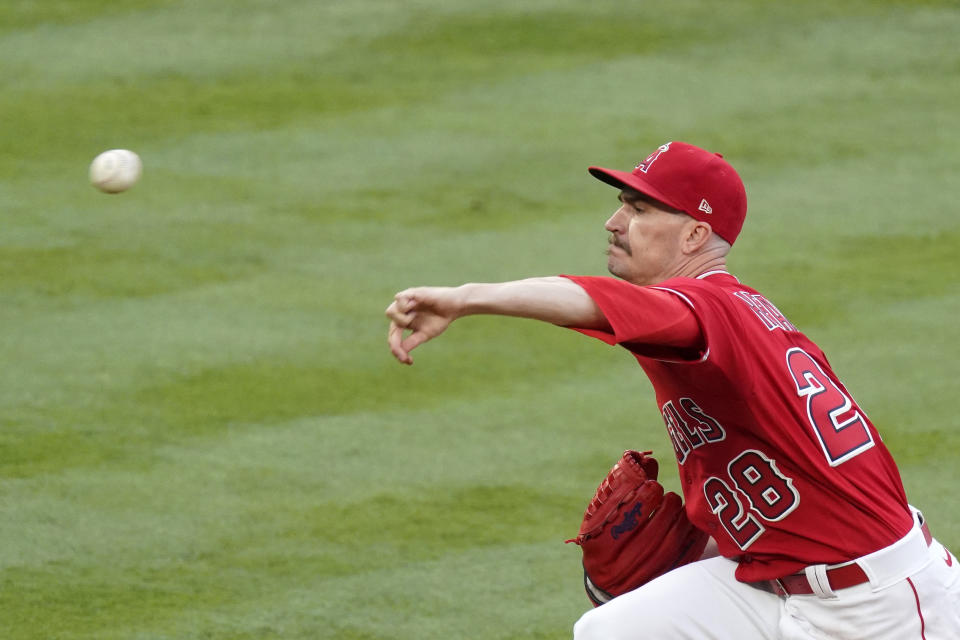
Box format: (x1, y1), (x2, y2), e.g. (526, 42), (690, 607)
(682, 219), (714, 254)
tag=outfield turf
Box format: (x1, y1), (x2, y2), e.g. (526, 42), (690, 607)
(1, 1), (958, 638)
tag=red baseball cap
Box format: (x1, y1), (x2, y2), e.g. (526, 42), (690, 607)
(589, 141), (748, 245)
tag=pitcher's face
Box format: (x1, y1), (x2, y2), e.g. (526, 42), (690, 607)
(604, 189), (695, 286)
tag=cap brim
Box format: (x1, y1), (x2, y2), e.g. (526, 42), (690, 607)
(588, 166), (685, 213)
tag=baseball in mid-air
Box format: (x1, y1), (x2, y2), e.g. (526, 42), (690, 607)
(89, 149), (142, 193)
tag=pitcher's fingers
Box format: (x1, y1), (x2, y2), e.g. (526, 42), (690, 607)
(400, 330), (431, 357)
(385, 301), (413, 326)
(388, 322), (413, 364)
(397, 294), (412, 312)
(391, 291), (420, 313)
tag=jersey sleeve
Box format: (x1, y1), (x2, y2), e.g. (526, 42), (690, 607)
(561, 275), (705, 361)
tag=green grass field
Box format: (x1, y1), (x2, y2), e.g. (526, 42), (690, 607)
(2, 1), (958, 638)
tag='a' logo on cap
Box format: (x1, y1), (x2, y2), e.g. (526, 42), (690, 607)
(698, 199), (713, 214)
(635, 143), (672, 174)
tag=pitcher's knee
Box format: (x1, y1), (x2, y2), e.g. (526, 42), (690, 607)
(574, 606), (626, 640)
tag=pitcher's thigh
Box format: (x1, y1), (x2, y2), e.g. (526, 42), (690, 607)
(573, 557), (780, 640)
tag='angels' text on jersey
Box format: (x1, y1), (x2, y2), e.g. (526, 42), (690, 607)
(662, 397), (726, 465)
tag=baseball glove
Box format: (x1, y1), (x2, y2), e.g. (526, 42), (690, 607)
(566, 450), (708, 606)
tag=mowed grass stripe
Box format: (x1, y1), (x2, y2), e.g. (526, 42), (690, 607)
(4, 392), (637, 571)
(3, 1), (956, 172)
(1, 392), (629, 637)
(0, 1), (706, 173)
(0, 316), (618, 478)
(6, 542), (578, 640)
(2, 493), (579, 636)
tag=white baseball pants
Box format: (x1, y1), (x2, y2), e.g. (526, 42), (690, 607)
(573, 518), (960, 639)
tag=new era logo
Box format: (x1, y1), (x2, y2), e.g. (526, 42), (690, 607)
(698, 199), (713, 214)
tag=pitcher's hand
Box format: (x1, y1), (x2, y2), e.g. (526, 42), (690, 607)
(386, 287), (462, 365)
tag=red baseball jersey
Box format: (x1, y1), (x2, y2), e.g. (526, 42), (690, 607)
(563, 271), (912, 582)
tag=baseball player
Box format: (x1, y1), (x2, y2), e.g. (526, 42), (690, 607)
(384, 142), (960, 639)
